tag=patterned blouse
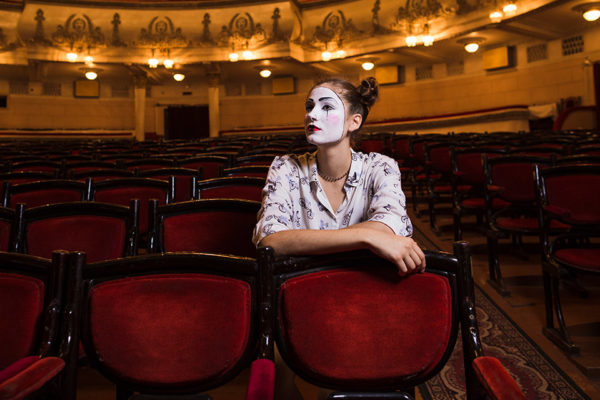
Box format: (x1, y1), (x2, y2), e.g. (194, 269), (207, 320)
(252, 150), (413, 246)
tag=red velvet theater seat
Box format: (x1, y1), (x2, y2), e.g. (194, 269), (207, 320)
(12, 200), (138, 262)
(535, 164), (600, 355)
(0, 251), (69, 400)
(147, 198), (260, 258)
(3, 179), (89, 209)
(258, 242), (526, 400)
(194, 176), (265, 202)
(0, 207), (14, 252)
(61, 252), (274, 400)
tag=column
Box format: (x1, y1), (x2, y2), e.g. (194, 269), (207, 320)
(207, 63), (221, 138)
(133, 73), (147, 141)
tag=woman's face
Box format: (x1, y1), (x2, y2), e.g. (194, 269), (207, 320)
(304, 86), (346, 145)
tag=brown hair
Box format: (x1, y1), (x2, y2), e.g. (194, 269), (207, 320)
(312, 77), (379, 137)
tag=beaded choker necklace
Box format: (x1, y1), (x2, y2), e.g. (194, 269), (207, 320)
(317, 159), (351, 182)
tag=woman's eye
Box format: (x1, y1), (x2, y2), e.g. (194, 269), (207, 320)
(323, 104), (333, 111)
(305, 104), (314, 112)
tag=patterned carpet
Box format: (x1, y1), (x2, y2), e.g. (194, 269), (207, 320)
(411, 223), (591, 400)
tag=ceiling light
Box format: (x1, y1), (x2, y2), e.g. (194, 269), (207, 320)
(584, 8), (600, 20)
(503, 2), (517, 14)
(229, 52), (239, 62)
(163, 59), (174, 69)
(335, 50), (346, 58)
(573, 2), (600, 21)
(242, 50), (253, 59)
(148, 58), (159, 68)
(321, 51), (332, 61)
(84, 55), (94, 66)
(361, 61), (374, 71)
(173, 73), (185, 82)
(66, 52), (77, 62)
(457, 37), (485, 53)
(259, 68), (272, 78)
(422, 34), (435, 47)
(405, 35), (418, 47)
(85, 71), (97, 80)
(464, 43), (480, 53)
(489, 10), (503, 22)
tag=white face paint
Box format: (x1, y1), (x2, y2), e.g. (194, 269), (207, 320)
(304, 86), (346, 145)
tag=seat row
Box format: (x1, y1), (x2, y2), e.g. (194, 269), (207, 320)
(0, 197), (261, 262)
(0, 242), (528, 400)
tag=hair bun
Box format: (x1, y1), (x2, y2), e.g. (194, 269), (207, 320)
(358, 77), (379, 109)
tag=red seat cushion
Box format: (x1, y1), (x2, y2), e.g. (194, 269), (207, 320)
(88, 273), (252, 385)
(26, 216), (126, 263)
(278, 269), (452, 384)
(0, 274), (45, 369)
(0, 221), (10, 252)
(472, 356), (526, 400)
(162, 212), (256, 258)
(496, 218), (569, 232)
(554, 249), (600, 271)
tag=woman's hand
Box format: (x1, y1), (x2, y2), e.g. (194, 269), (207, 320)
(365, 231), (426, 276)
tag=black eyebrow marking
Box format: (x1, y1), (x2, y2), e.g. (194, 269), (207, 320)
(319, 97), (336, 101)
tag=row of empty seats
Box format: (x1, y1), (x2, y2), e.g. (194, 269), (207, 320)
(1, 243), (528, 400)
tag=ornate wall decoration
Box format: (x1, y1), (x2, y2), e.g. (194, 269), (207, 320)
(137, 16), (190, 51)
(0, 27), (22, 52)
(391, 0), (457, 34)
(199, 13), (215, 46)
(308, 10), (362, 50)
(110, 13), (126, 47)
(28, 9), (52, 46)
(52, 13), (106, 52)
(270, 8), (287, 42)
(371, 0), (393, 34)
(217, 12), (267, 50)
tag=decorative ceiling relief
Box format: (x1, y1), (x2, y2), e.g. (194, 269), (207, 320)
(52, 14), (106, 52)
(217, 12), (268, 50)
(199, 13), (215, 46)
(391, 0), (456, 35)
(28, 9), (52, 46)
(110, 13), (126, 47)
(136, 16), (190, 51)
(217, 8), (288, 51)
(308, 10), (362, 51)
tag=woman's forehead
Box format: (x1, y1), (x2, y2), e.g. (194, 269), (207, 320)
(307, 85), (345, 104)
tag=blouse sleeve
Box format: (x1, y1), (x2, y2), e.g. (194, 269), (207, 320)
(366, 155), (413, 237)
(252, 156), (296, 247)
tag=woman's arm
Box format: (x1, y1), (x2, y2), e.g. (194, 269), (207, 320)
(259, 221), (425, 275)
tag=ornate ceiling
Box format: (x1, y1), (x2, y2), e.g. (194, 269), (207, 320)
(0, 0), (595, 84)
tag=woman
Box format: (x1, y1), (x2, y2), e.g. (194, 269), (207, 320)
(253, 76), (425, 273)
(253, 76), (426, 399)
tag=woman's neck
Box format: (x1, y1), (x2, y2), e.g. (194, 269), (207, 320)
(316, 142), (352, 179)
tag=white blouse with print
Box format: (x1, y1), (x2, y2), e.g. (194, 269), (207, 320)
(252, 150), (413, 246)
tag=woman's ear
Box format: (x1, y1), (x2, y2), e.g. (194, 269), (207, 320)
(348, 113), (362, 133)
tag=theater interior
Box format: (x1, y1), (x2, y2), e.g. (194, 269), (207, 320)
(0, 0), (599, 399)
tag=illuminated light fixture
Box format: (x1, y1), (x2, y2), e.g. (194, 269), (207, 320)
(163, 59), (174, 69)
(173, 73), (185, 82)
(148, 58), (159, 68)
(489, 10), (503, 22)
(465, 42), (480, 53)
(503, 2), (517, 14)
(242, 50), (253, 59)
(335, 49), (346, 58)
(405, 35), (418, 47)
(229, 52), (239, 62)
(84, 55), (94, 66)
(85, 70), (97, 80)
(422, 34), (435, 47)
(66, 52), (78, 62)
(259, 68), (272, 78)
(457, 37), (485, 53)
(573, 2), (600, 21)
(362, 61), (375, 71)
(321, 51), (332, 61)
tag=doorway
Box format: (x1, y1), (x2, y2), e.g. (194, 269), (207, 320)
(164, 105), (209, 140)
